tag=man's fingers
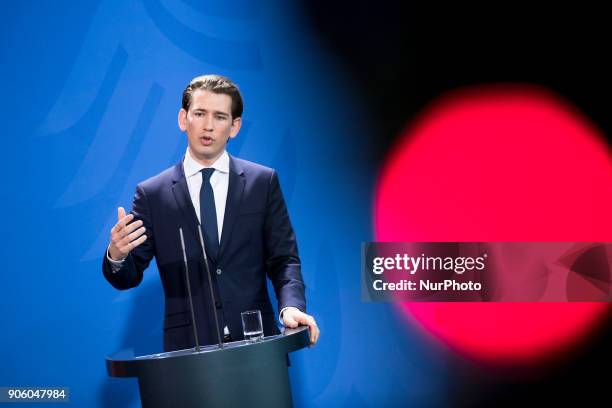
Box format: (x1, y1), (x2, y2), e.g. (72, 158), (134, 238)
(289, 312), (319, 346)
(117, 231), (147, 253)
(301, 315), (318, 346)
(112, 214), (135, 233)
(294, 314), (311, 325)
(122, 227), (146, 245)
(284, 314), (299, 328)
(122, 219), (143, 235)
(109, 207), (144, 260)
(312, 323), (320, 345)
(113, 225), (147, 255)
(308, 318), (319, 345)
(118, 214), (135, 228)
(128, 234), (147, 250)
(283, 312), (319, 346)
(117, 207), (126, 221)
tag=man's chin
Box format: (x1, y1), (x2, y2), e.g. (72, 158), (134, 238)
(190, 147), (223, 164)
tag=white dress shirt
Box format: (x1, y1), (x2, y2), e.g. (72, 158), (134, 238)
(183, 147), (229, 241)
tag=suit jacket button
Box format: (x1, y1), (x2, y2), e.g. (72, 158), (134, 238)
(215, 300), (222, 308)
(216, 268), (222, 275)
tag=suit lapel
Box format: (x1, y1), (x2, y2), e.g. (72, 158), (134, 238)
(219, 155), (245, 260)
(170, 160), (202, 246)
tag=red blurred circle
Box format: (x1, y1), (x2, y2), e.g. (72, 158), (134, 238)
(375, 84), (611, 364)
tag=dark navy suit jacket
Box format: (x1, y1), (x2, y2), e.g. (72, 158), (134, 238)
(102, 154), (306, 352)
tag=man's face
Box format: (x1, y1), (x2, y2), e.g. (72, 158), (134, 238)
(178, 89), (241, 165)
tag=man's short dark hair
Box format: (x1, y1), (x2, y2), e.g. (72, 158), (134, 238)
(182, 74), (244, 119)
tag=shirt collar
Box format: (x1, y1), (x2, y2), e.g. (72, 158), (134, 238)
(183, 148), (230, 178)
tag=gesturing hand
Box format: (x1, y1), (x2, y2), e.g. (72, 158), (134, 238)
(282, 308), (320, 348)
(108, 207), (147, 261)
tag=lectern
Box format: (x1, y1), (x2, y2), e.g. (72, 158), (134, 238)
(106, 326), (309, 408)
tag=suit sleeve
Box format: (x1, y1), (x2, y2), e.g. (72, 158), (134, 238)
(102, 184), (156, 290)
(263, 171), (307, 313)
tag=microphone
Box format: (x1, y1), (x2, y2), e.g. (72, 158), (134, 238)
(197, 226), (224, 348)
(179, 228), (201, 352)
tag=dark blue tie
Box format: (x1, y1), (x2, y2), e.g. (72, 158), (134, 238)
(200, 168), (219, 261)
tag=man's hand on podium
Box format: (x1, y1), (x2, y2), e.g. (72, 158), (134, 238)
(108, 207), (148, 261)
(282, 308), (320, 348)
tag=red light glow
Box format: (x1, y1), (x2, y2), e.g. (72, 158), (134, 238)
(375, 84), (611, 364)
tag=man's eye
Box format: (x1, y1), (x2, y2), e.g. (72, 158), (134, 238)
(194, 112), (202, 117)
(216, 116), (226, 120)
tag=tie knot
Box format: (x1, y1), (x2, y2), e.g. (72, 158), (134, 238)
(201, 168), (215, 181)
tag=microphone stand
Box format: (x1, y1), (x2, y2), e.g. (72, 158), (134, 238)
(179, 228), (200, 352)
(197, 227), (224, 348)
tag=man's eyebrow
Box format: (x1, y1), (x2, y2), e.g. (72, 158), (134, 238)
(191, 108), (230, 116)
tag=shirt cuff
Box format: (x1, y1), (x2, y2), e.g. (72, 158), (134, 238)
(106, 246), (126, 273)
(279, 306), (300, 325)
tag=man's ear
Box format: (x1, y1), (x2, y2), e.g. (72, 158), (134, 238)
(178, 108), (187, 132)
(229, 116), (242, 139)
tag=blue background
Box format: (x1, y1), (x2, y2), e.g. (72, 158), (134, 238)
(0, 1), (449, 406)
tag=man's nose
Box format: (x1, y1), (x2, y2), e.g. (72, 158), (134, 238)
(203, 115), (213, 130)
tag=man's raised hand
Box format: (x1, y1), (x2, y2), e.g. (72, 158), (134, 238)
(108, 207), (147, 261)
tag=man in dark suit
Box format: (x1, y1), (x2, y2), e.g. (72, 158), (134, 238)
(102, 74), (319, 352)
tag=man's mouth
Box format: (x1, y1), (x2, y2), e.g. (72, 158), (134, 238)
(200, 136), (214, 146)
